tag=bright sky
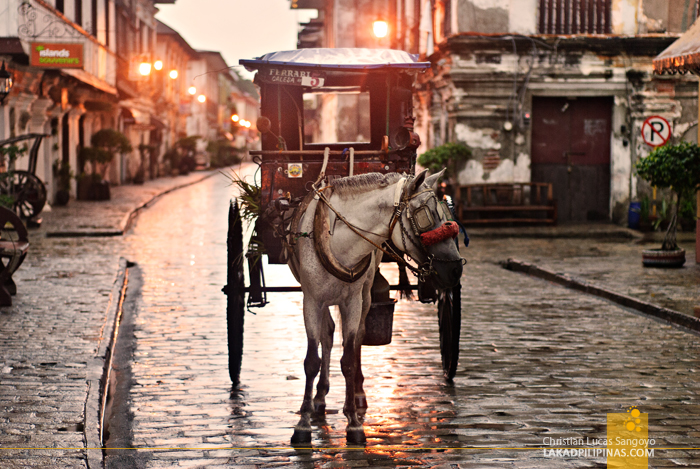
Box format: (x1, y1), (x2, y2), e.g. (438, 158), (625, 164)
(156, 0), (317, 80)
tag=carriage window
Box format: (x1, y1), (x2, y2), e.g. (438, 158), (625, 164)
(303, 91), (371, 144)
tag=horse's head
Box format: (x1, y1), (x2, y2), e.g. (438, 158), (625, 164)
(392, 168), (464, 289)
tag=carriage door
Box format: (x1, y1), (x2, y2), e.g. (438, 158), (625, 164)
(531, 97), (612, 222)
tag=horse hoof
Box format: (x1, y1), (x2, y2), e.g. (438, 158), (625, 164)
(291, 429), (312, 445)
(346, 428), (366, 445)
(355, 395), (367, 410)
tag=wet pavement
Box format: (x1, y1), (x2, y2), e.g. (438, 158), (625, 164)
(106, 169), (700, 467)
(0, 164), (699, 468)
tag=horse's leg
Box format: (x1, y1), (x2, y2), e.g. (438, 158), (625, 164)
(313, 306), (334, 414)
(339, 296), (366, 445)
(355, 280), (372, 412)
(291, 296), (324, 444)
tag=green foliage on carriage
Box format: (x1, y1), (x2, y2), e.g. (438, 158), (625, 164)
(417, 143), (471, 180)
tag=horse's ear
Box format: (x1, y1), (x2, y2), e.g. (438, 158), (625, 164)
(424, 168), (446, 191)
(410, 168), (429, 193)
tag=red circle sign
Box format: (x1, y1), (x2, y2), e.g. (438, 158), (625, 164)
(641, 116), (671, 147)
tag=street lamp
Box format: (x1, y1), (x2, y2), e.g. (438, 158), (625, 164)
(139, 61), (152, 76)
(188, 86), (197, 95)
(231, 114), (239, 122)
(154, 60), (163, 71)
(197, 94), (206, 103)
(0, 61), (13, 105)
(373, 20), (388, 38)
(169, 69), (178, 79)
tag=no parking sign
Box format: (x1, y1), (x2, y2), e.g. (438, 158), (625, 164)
(641, 116), (672, 147)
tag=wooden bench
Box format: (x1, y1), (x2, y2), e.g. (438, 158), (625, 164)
(0, 206), (29, 306)
(451, 182), (557, 225)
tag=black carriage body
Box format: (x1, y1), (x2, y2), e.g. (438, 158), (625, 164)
(241, 49), (429, 263)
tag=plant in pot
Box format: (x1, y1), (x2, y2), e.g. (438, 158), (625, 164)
(52, 159), (73, 206)
(174, 136), (200, 175)
(79, 129), (132, 200)
(635, 142), (700, 267)
(417, 142), (472, 196)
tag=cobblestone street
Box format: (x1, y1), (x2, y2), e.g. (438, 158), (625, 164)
(98, 170), (700, 468)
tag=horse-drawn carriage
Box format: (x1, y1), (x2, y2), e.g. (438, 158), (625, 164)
(225, 48), (466, 444)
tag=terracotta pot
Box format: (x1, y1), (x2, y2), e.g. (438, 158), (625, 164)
(642, 248), (686, 268)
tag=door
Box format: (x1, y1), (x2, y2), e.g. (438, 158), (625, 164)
(531, 97), (612, 222)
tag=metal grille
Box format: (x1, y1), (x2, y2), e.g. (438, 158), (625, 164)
(538, 0), (611, 34)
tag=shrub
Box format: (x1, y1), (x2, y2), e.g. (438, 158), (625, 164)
(635, 142), (700, 250)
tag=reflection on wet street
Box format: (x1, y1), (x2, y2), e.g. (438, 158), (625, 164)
(112, 164), (700, 468)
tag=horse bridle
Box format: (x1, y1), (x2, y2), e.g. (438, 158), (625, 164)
(314, 175), (462, 282)
(386, 177), (463, 277)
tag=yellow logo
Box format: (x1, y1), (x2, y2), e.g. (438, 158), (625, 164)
(607, 406), (651, 468)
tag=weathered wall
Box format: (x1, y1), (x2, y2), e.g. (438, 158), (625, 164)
(423, 36), (697, 224)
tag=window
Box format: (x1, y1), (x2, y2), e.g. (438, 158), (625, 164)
(303, 91), (371, 144)
(538, 0), (611, 34)
(75, 0), (82, 26)
(104, 0), (110, 46)
(56, 0), (64, 13)
(92, 0), (97, 36)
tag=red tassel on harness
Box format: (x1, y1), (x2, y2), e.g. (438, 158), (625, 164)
(420, 222), (459, 246)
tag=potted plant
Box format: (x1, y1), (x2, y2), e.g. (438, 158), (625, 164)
(79, 129), (132, 200)
(635, 142), (700, 267)
(52, 159), (72, 206)
(417, 142), (471, 196)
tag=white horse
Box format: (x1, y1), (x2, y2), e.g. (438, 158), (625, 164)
(287, 168), (463, 444)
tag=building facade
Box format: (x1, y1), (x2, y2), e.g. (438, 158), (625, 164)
(1, 0), (258, 209)
(422, 0), (698, 223)
(0, 0), (118, 199)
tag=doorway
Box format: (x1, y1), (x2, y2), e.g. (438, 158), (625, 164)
(531, 96), (612, 222)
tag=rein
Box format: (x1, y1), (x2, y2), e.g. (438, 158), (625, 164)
(314, 176), (446, 282)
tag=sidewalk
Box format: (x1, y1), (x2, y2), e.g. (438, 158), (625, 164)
(465, 224), (699, 320)
(39, 170), (219, 237)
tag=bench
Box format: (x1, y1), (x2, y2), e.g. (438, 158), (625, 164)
(451, 182), (557, 225)
(0, 206), (29, 306)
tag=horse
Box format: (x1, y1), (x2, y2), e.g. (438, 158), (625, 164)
(285, 168), (463, 445)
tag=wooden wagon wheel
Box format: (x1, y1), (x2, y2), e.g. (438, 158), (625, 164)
(0, 171), (47, 220)
(225, 200), (245, 386)
(438, 282), (461, 380)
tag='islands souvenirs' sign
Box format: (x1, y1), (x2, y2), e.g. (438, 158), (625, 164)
(30, 43), (84, 69)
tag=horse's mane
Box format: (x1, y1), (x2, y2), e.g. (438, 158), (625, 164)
(331, 172), (404, 197)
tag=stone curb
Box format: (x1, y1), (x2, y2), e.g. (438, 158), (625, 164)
(501, 258), (700, 336)
(467, 227), (644, 239)
(46, 170), (219, 238)
(85, 257), (129, 469)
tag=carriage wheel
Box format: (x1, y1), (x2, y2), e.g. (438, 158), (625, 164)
(438, 282), (461, 380)
(0, 171), (47, 220)
(225, 200), (245, 386)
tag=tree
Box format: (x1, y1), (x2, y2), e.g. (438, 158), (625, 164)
(635, 142), (700, 251)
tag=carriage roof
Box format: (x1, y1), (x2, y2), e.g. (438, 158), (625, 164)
(240, 48), (430, 72)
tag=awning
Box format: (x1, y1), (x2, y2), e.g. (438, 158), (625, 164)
(654, 19), (700, 74)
